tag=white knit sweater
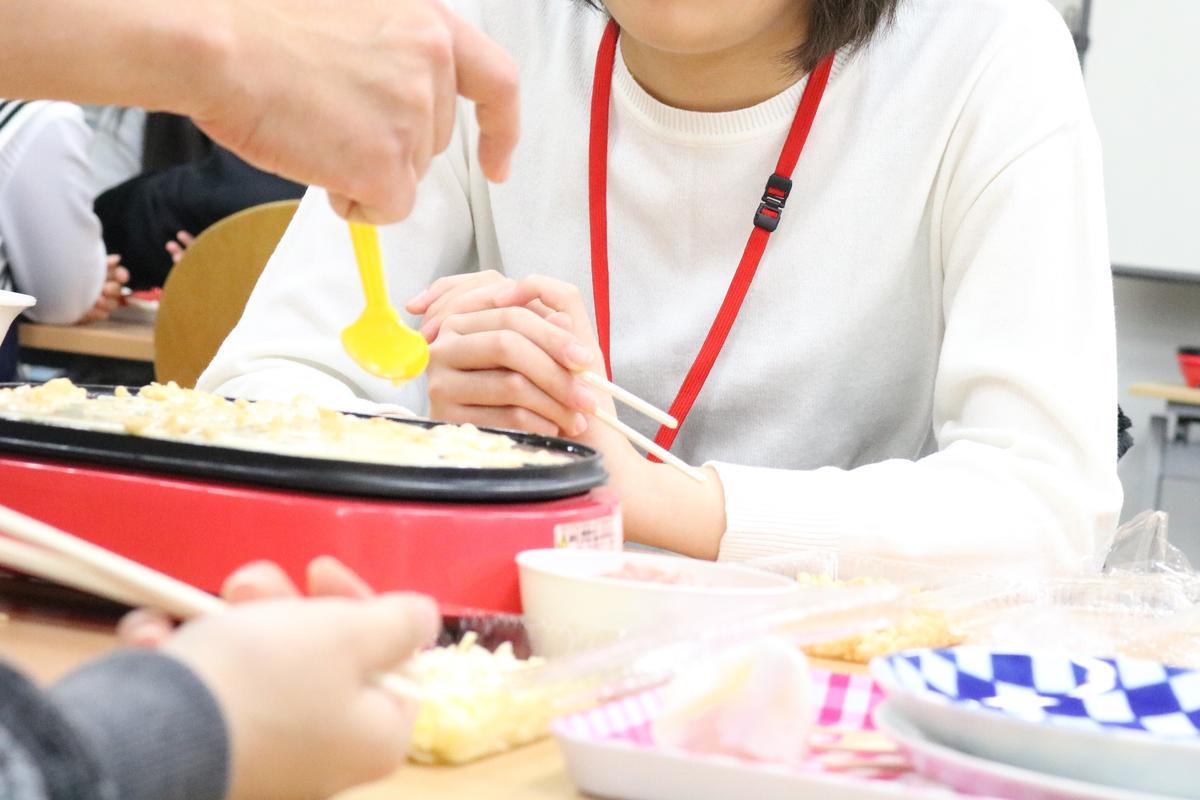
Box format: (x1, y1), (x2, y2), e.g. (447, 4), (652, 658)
(200, 0), (1122, 576)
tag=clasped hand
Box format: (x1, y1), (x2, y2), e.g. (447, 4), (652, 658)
(408, 272), (628, 450)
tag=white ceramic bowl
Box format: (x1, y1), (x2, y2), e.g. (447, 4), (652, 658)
(0, 290), (35, 341)
(517, 548), (801, 657)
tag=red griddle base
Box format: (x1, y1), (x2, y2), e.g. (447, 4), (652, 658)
(0, 456), (622, 614)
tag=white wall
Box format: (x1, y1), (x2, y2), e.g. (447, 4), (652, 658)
(1086, 3), (1200, 560)
(1086, 0), (1200, 277)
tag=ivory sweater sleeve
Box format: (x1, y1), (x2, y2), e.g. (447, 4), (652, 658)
(714, 5), (1121, 576)
(0, 102), (106, 324)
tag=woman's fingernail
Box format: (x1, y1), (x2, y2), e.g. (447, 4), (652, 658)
(571, 413), (588, 436)
(407, 289), (432, 309)
(566, 343), (593, 368)
(571, 384), (598, 412)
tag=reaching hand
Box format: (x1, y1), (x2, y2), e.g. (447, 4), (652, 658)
(118, 556), (375, 647)
(120, 558), (438, 800)
(165, 230), (194, 265)
(164, 591), (439, 800)
(75, 254), (129, 324)
(192, 0), (520, 224)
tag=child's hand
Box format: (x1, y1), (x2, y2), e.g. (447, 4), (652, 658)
(75, 255), (129, 324)
(406, 270), (554, 343)
(422, 274), (644, 476)
(164, 591), (439, 800)
(421, 275), (605, 437)
(420, 275), (726, 556)
(165, 230), (194, 265)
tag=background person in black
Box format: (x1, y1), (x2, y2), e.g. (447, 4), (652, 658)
(94, 116), (304, 289)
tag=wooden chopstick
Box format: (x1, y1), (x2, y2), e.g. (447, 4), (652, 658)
(573, 372), (698, 482)
(592, 409), (706, 483)
(0, 536), (148, 608)
(0, 505), (224, 619)
(0, 504), (423, 703)
(580, 372), (678, 430)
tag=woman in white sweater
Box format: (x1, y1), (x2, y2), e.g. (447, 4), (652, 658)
(200, 0), (1123, 577)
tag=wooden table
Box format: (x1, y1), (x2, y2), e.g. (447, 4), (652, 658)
(18, 319), (155, 363)
(1131, 382), (1200, 407)
(0, 612), (863, 800)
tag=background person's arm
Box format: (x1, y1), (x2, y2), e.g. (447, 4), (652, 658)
(0, 0), (519, 224)
(0, 103), (107, 325)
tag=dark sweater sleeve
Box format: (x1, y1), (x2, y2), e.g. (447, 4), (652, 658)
(48, 650), (230, 800)
(94, 146), (305, 289)
(0, 651), (229, 800)
(0, 660), (104, 800)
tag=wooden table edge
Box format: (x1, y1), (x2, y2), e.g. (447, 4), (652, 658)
(18, 320), (155, 363)
(1128, 382), (1200, 406)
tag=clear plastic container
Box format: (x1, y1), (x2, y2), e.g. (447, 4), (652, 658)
(744, 550), (1200, 667)
(745, 550), (1024, 595)
(403, 582), (903, 765)
(743, 550), (1023, 662)
(959, 573), (1200, 667)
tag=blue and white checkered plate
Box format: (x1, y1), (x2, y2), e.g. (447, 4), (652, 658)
(871, 648), (1200, 798)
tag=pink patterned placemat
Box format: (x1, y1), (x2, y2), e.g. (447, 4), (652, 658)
(553, 668), (980, 795)
(555, 668), (885, 746)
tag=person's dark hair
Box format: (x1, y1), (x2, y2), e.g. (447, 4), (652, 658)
(577, 1), (902, 71)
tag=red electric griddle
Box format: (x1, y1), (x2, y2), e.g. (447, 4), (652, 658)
(0, 387), (621, 615)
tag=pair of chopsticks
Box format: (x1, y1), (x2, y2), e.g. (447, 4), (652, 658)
(577, 372), (705, 483)
(0, 503), (422, 702)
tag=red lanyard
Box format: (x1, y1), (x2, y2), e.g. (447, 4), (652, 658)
(588, 19), (834, 455)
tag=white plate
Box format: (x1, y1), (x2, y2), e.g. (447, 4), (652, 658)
(874, 702), (1176, 800)
(110, 296), (158, 324)
(871, 649), (1200, 798)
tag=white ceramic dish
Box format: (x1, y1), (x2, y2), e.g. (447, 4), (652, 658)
(0, 290), (35, 339)
(874, 702), (1173, 800)
(110, 295), (158, 323)
(517, 549), (801, 656)
(871, 649), (1200, 798)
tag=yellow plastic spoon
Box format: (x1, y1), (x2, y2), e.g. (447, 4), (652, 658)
(341, 222), (430, 383)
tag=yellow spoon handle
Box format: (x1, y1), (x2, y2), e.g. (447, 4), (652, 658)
(348, 222), (390, 313)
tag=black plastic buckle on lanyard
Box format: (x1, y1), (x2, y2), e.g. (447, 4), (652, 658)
(754, 173), (793, 232)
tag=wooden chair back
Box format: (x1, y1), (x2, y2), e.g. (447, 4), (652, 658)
(154, 200), (299, 387)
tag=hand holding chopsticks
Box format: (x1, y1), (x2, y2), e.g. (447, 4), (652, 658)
(578, 371), (677, 431)
(409, 272), (708, 483)
(0, 503), (425, 702)
(577, 371), (707, 483)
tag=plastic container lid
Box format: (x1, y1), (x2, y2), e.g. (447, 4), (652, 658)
(403, 582), (903, 764)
